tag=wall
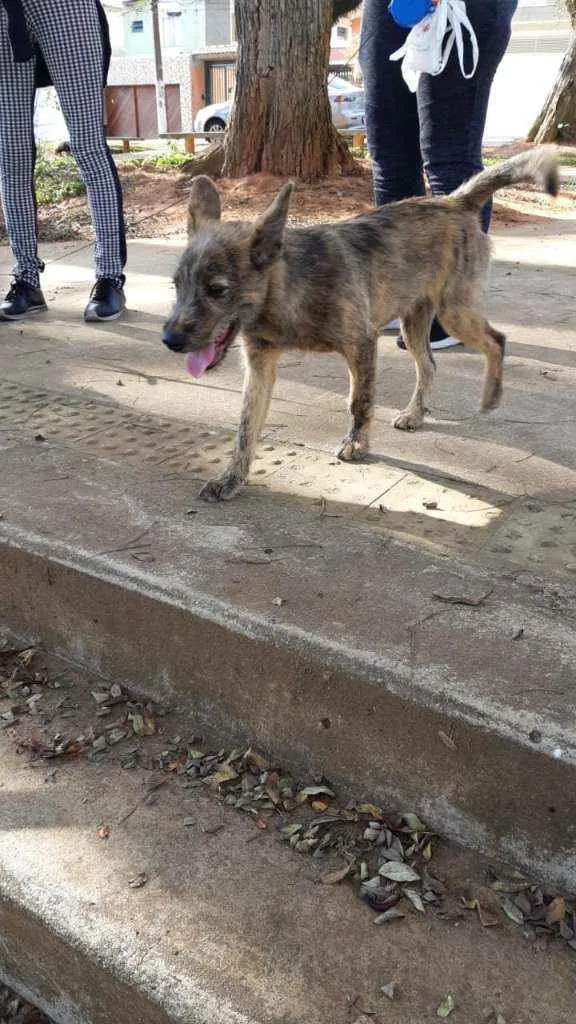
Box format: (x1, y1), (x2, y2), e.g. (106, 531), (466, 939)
(204, 0), (231, 46)
(122, 1), (204, 57)
(107, 55), (196, 130)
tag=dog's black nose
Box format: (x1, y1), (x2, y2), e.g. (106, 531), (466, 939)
(162, 326), (186, 351)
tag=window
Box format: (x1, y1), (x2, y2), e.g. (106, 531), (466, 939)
(336, 26), (348, 40)
(131, 19), (144, 33)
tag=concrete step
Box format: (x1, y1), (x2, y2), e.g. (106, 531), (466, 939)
(1, 646), (576, 1024)
(1, 421), (576, 894)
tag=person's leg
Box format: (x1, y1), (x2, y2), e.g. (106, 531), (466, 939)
(25, 0), (127, 318)
(418, 0), (518, 232)
(0, 4), (47, 317)
(360, 0), (425, 206)
(408, 0), (518, 347)
(360, 0), (425, 331)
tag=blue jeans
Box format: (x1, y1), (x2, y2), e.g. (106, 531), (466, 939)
(360, 0), (518, 233)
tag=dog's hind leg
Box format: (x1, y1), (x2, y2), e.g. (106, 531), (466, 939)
(337, 336), (377, 461)
(438, 305), (505, 411)
(393, 299), (435, 431)
(200, 341), (280, 502)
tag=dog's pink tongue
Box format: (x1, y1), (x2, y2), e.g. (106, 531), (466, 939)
(185, 343), (216, 379)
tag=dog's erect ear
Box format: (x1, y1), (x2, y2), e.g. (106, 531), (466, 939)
(250, 182), (293, 270)
(187, 176), (222, 237)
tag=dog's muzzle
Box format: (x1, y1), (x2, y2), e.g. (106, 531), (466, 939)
(162, 326), (187, 352)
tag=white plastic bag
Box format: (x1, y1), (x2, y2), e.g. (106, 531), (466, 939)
(389, 0), (479, 93)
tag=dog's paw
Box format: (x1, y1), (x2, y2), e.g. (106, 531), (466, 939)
(480, 379), (502, 412)
(199, 471), (243, 502)
(393, 408), (423, 432)
(336, 436), (368, 462)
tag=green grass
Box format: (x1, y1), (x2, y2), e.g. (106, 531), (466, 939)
(119, 151), (191, 172)
(34, 151), (85, 205)
(484, 149), (576, 168)
(140, 151), (191, 171)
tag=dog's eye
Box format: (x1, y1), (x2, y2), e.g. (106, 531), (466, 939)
(207, 281), (228, 299)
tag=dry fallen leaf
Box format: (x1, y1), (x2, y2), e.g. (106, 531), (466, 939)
(546, 895), (566, 926)
(210, 765), (238, 785)
(281, 823), (302, 837)
(379, 862), (420, 883)
(374, 907), (405, 924)
(244, 747), (269, 769)
(320, 864), (351, 885)
(358, 803), (384, 819)
(502, 897), (524, 926)
(92, 691), (110, 705)
(437, 993), (455, 1018)
(403, 812), (427, 833)
(461, 897), (479, 911)
(404, 887), (425, 913)
(514, 892), (532, 917)
(131, 711), (156, 737)
(128, 872), (148, 889)
(438, 730), (457, 751)
(297, 785), (335, 804)
(311, 799), (330, 812)
(107, 727), (127, 745)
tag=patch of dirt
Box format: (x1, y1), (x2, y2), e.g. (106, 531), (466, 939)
(11, 149), (575, 245)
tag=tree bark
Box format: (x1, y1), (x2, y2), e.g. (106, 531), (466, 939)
(224, 0), (347, 179)
(181, 141), (225, 179)
(527, 2), (576, 143)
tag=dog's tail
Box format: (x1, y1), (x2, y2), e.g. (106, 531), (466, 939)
(451, 145), (560, 211)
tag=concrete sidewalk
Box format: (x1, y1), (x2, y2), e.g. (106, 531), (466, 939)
(1, 216), (576, 1022)
(1, 219), (576, 580)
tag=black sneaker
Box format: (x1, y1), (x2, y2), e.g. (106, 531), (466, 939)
(396, 317), (461, 352)
(84, 277), (126, 322)
(1, 280), (47, 320)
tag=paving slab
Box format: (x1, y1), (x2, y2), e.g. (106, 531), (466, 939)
(1, 223), (576, 579)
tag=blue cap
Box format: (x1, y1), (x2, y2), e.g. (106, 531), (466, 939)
(389, 0), (435, 29)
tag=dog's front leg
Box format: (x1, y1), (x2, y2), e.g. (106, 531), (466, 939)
(199, 342), (280, 502)
(337, 338), (377, 462)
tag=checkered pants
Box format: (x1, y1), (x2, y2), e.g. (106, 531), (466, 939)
(0, 0), (126, 287)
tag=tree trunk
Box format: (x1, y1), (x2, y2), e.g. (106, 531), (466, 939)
(527, 3), (576, 143)
(224, 0), (346, 179)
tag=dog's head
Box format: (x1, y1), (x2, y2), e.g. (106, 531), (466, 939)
(163, 175), (293, 377)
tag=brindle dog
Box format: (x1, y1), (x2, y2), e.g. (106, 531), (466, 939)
(163, 146), (559, 502)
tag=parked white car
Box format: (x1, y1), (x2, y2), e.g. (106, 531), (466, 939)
(194, 75), (365, 133)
